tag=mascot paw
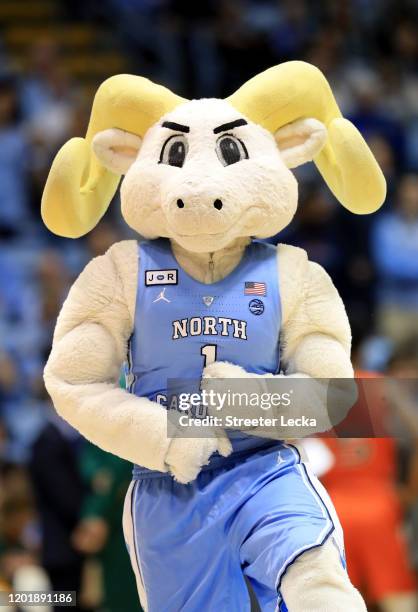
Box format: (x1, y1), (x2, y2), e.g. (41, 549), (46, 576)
(203, 361), (249, 379)
(165, 434), (232, 484)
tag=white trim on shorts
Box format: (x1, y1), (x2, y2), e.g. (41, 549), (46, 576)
(274, 447), (339, 611)
(122, 480), (148, 611)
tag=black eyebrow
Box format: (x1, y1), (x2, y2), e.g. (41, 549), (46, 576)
(162, 121), (190, 133)
(213, 118), (248, 134)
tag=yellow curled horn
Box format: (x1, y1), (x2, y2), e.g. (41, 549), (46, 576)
(41, 75), (186, 237)
(227, 61), (386, 214)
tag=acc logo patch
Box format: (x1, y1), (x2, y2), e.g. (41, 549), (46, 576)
(145, 269), (178, 286)
(248, 298), (264, 315)
(202, 296), (215, 307)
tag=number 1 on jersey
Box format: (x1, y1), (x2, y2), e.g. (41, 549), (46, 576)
(201, 344), (217, 367)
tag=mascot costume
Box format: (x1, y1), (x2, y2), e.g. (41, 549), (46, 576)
(41, 61), (386, 611)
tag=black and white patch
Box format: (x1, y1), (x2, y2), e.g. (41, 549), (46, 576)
(248, 299), (264, 315)
(145, 269), (178, 286)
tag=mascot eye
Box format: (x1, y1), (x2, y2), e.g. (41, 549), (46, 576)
(216, 135), (248, 166)
(159, 135), (188, 167)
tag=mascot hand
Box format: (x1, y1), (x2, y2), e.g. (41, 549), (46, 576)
(165, 433), (232, 484)
(202, 361), (357, 437)
(201, 361), (274, 424)
(202, 361), (256, 379)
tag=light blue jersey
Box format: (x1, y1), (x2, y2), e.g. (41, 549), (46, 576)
(123, 238), (346, 611)
(128, 238), (283, 477)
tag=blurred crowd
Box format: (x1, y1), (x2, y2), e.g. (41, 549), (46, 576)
(0, 0), (417, 610)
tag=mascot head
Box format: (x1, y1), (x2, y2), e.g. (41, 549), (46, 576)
(41, 61), (386, 253)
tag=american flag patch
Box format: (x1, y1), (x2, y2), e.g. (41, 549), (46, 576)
(244, 281), (266, 296)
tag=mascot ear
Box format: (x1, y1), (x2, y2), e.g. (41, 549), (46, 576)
(275, 118), (327, 169)
(93, 128), (142, 175)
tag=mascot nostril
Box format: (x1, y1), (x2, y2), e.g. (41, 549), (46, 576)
(42, 61), (386, 612)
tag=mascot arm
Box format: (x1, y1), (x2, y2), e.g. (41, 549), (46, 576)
(279, 244), (353, 378)
(203, 244), (354, 436)
(43, 240), (171, 471)
(204, 243), (352, 378)
(44, 240), (231, 481)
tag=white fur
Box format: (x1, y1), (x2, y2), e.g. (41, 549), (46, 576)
(165, 434), (232, 484)
(93, 128), (142, 175)
(275, 118), (327, 169)
(92, 107), (326, 253)
(281, 539), (366, 611)
(94, 99), (302, 252)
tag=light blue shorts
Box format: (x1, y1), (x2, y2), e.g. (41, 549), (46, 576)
(123, 444), (345, 611)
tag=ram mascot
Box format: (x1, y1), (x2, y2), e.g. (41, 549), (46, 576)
(41, 61), (385, 611)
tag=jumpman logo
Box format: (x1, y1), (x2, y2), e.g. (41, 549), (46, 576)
(153, 287), (171, 303)
(277, 450), (286, 465)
